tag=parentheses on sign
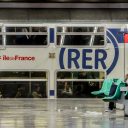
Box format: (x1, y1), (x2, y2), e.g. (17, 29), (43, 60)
(59, 48), (66, 69)
(106, 30), (119, 75)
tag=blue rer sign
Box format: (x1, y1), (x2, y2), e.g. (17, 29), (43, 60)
(59, 28), (120, 75)
(59, 48), (107, 69)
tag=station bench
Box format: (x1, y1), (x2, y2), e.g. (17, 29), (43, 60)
(91, 79), (114, 97)
(91, 78), (128, 116)
(118, 87), (128, 116)
(102, 79), (125, 101)
(103, 86), (128, 116)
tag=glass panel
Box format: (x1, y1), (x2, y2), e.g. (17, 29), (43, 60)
(0, 35), (2, 45)
(6, 35), (47, 45)
(31, 81), (47, 98)
(57, 27), (104, 32)
(31, 72), (46, 79)
(0, 81), (29, 98)
(77, 72), (101, 79)
(57, 27), (94, 32)
(32, 27), (47, 32)
(0, 72), (29, 79)
(57, 72), (72, 79)
(6, 27), (15, 32)
(73, 81), (103, 98)
(97, 27), (104, 32)
(0, 27), (2, 45)
(6, 27), (29, 32)
(57, 81), (102, 98)
(93, 35), (104, 45)
(57, 26), (105, 46)
(57, 71), (105, 79)
(57, 81), (73, 98)
(57, 35), (91, 45)
(0, 81), (47, 98)
(6, 27), (47, 32)
(0, 71), (47, 79)
(57, 71), (104, 98)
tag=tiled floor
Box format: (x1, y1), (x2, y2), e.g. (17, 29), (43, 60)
(0, 98), (127, 128)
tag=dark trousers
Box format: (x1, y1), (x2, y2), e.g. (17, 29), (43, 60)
(109, 102), (115, 110)
(108, 83), (117, 110)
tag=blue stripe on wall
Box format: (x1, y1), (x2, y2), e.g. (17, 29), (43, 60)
(50, 90), (54, 96)
(50, 28), (54, 43)
(107, 28), (124, 43)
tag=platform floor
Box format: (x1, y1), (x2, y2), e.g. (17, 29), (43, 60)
(0, 98), (127, 128)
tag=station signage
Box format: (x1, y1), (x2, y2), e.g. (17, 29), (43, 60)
(0, 55), (35, 61)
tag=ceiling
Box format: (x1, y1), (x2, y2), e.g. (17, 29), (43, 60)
(0, 0), (127, 3)
(0, 0), (127, 9)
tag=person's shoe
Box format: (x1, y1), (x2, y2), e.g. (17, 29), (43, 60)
(105, 109), (116, 112)
(105, 109), (110, 112)
(109, 110), (114, 113)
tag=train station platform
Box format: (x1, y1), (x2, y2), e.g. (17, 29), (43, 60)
(0, 98), (127, 128)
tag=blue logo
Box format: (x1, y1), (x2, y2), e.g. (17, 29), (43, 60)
(59, 29), (119, 75)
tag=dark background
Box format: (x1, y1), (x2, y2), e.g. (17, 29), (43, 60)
(0, 0), (127, 3)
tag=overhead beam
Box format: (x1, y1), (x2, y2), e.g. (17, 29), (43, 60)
(0, 3), (128, 9)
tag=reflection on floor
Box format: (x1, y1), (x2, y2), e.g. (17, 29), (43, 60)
(0, 98), (127, 128)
